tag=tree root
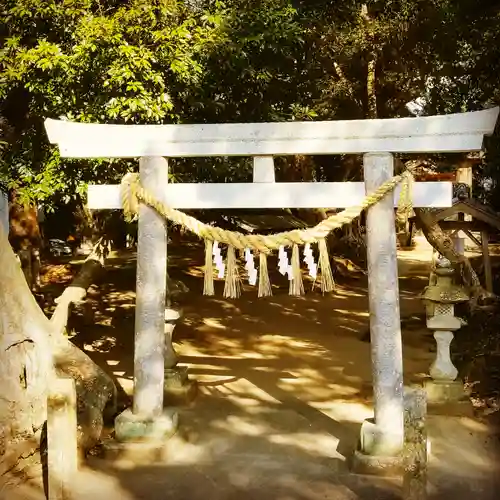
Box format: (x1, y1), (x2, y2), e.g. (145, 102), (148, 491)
(53, 337), (117, 453)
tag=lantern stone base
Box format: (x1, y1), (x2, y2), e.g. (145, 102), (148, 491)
(164, 366), (198, 406)
(423, 379), (469, 405)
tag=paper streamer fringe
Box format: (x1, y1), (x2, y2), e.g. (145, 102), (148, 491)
(258, 252), (272, 297)
(203, 239), (214, 296)
(223, 245), (242, 298)
(318, 238), (335, 293)
(289, 244), (304, 296)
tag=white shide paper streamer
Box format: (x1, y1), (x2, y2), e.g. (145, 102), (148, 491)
(212, 241), (225, 279)
(278, 245), (293, 280)
(244, 248), (258, 285)
(303, 243), (317, 279)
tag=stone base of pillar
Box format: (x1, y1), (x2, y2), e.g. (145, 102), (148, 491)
(358, 418), (404, 457)
(351, 388), (430, 480)
(350, 419), (405, 477)
(164, 367), (198, 406)
(114, 407), (178, 443)
(101, 407), (184, 465)
(350, 449), (405, 477)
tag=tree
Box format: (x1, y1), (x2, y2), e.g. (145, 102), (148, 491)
(3, 0), (498, 201)
(0, 222), (117, 483)
(0, 224), (53, 472)
(0, 0), (223, 205)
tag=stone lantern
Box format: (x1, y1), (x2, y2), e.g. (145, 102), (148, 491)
(421, 256), (469, 403)
(164, 273), (197, 405)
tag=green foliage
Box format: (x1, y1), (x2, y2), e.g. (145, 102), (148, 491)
(185, 0), (309, 123)
(0, 0), (222, 203)
(0, 0), (499, 207)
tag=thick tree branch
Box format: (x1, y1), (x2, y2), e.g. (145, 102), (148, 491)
(50, 238), (108, 337)
(360, 4), (378, 119)
(333, 62), (358, 102)
(367, 55), (378, 119)
(413, 208), (489, 303)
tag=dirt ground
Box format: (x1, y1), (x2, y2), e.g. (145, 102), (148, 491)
(7, 236), (500, 499)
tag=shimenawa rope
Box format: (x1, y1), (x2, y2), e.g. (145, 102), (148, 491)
(120, 170), (414, 298)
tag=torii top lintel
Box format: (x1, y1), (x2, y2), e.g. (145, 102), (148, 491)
(44, 107), (499, 159)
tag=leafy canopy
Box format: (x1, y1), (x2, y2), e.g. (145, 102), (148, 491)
(0, 0), (499, 206)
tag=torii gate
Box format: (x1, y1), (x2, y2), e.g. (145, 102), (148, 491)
(44, 107), (499, 462)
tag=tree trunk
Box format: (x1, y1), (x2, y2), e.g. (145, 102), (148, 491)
(361, 4), (378, 120)
(50, 238), (117, 451)
(8, 195), (43, 292)
(0, 224), (117, 484)
(367, 54), (377, 119)
(282, 154), (329, 225)
(413, 208), (487, 301)
(50, 239), (107, 336)
(0, 224), (54, 474)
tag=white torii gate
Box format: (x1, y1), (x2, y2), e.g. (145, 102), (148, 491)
(44, 107), (499, 460)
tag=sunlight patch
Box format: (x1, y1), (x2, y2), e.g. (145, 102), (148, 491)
(214, 415), (270, 436)
(268, 432), (344, 461)
(115, 376), (134, 395)
(337, 289), (365, 298)
(333, 308), (369, 318)
(202, 317), (227, 329)
(311, 402), (373, 424)
(458, 417), (490, 433)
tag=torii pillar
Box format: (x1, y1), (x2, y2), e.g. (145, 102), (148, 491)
(363, 152), (405, 456)
(113, 156), (179, 442)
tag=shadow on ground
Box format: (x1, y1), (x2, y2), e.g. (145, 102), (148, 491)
(29, 241), (499, 500)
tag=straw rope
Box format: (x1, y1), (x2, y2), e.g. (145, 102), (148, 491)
(120, 170), (414, 253)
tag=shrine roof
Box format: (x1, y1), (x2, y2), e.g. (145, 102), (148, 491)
(429, 197), (500, 230)
(186, 209), (308, 234)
